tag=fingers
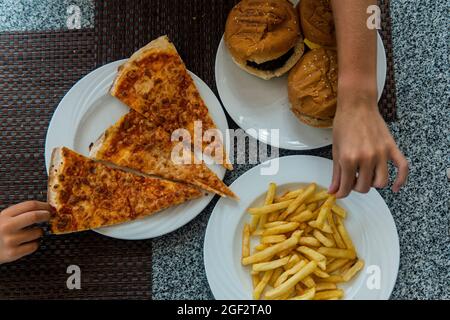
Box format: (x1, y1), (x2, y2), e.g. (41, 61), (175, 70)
(335, 160), (357, 199)
(354, 162), (376, 193)
(328, 158), (341, 194)
(10, 241), (40, 262)
(9, 210), (50, 230)
(373, 158), (389, 189)
(1, 201), (51, 217)
(391, 147), (409, 192)
(13, 228), (44, 245)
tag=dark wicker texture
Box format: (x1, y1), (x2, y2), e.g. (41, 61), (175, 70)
(0, 29), (152, 299)
(378, 0), (397, 121)
(0, 0), (397, 299)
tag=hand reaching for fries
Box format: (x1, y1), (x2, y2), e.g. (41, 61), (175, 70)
(242, 183), (364, 300)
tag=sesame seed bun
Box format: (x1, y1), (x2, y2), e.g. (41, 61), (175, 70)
(225, 0), (304, 80)
(288, 48), (338, 128)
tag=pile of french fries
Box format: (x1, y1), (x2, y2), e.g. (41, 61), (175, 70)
(242, 183), (364, 300)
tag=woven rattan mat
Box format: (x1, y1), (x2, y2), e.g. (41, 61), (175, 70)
(0, 29), (152, 299)
(0, 0), (397, 299)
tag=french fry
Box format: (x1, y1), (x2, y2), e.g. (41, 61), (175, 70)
(264, 183), (277, 205)
(255, 243), (269, 251)
(301, 276), (315, 288)
(327, 212), (346, 249)
(306, 190), (329, 204)
(250, 215), (260, 233)
(274, 260), (307, 287)
(298, 236), (321, 247)
(314, 195), (335, 228)
(339, 260), (356, 274)
(253, 256), (290, 272)
(318, 247), (356, 260)
(276, 188), (304, 202)
(313, 229), (336, 248)
(332, 204), (347, 219)
(313, 268), (330, 278)
(257, 183), (277, 229)
(252, 274), (260, 289)
(269, 267), (284, 287)
(314, 289), (344, 300)
(265, 261), (317, 299)
(248, 200), (292, 216)
(267, 211), (281, 222)
(336, 217), (355, 251)
(315, 282), (337, 291)
(297, 246), (327, 270)
(257, 214), (268, 231)
(252, 229), (264, 236)
(263, 221), (288, 228)
(326, 259), (349, 273)
(289, 209), (316, 223)
(294, 203), (307, 214)
(262, 222), (300, 236)
(306, 202), (318, 212)
(280, 204), (306, 221)
(278, 211), (291, 221)
(342, 260), (365, 282)
(289, 287), (315, 300)
(278, 247), (295, 258)
(286, 183), (316, 214)
(242, 236), (298, 265)
(308, 220), (333, 234)
(318, 275), (344, 283)
(284, 254), (301, 270)
(261, 234), (287, 244)
(242, 224), (251, 260)
(253, 269), (273, 300)
(273, 288), (295, 300)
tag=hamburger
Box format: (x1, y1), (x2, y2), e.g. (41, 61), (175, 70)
(224, 0), (305, 80)
(288, 48), (338, 128)
(299, 0), (336, 48)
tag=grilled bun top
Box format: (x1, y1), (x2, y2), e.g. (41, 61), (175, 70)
(225, 0), (301, 64)
(288, 48), (338, 126)
(299, 0), (336, 47)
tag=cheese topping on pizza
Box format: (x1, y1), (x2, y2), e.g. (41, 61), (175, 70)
(90, 111), (237, 199)
(48, 147), (202, 234)
(110, 35), (232, 170)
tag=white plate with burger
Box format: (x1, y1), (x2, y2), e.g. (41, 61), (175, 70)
(215, 0), (387, 150)
(204, 155), (400, 300)
(45, 58), (230, 240)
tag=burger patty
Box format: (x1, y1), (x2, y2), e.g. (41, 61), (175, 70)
(246, 48), (295, 71)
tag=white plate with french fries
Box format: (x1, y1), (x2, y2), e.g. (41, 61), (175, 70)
(204, 155), (399, 300)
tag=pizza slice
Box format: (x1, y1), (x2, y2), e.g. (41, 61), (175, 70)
(89, 111), (237, 199)
(47, 147), (202, 234)
(110, 35), (233, 170)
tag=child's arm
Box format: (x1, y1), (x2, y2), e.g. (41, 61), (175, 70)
(0, 201), (50, 264)
(329, 0), (408, 198)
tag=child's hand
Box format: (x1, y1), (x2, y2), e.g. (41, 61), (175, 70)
(0, 201), (51, 264)
(329, 88), (409, 198)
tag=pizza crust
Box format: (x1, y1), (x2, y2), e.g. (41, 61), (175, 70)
(47, 147), (63, 210)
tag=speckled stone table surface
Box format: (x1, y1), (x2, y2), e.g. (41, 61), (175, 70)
(152, 0), (450, 300)
(1, 0), (448, 300)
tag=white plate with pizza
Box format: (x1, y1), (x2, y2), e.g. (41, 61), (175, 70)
(45, 58), (231, 240)
(204, 155), (399, 300)
(215, 32), (386, 151)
